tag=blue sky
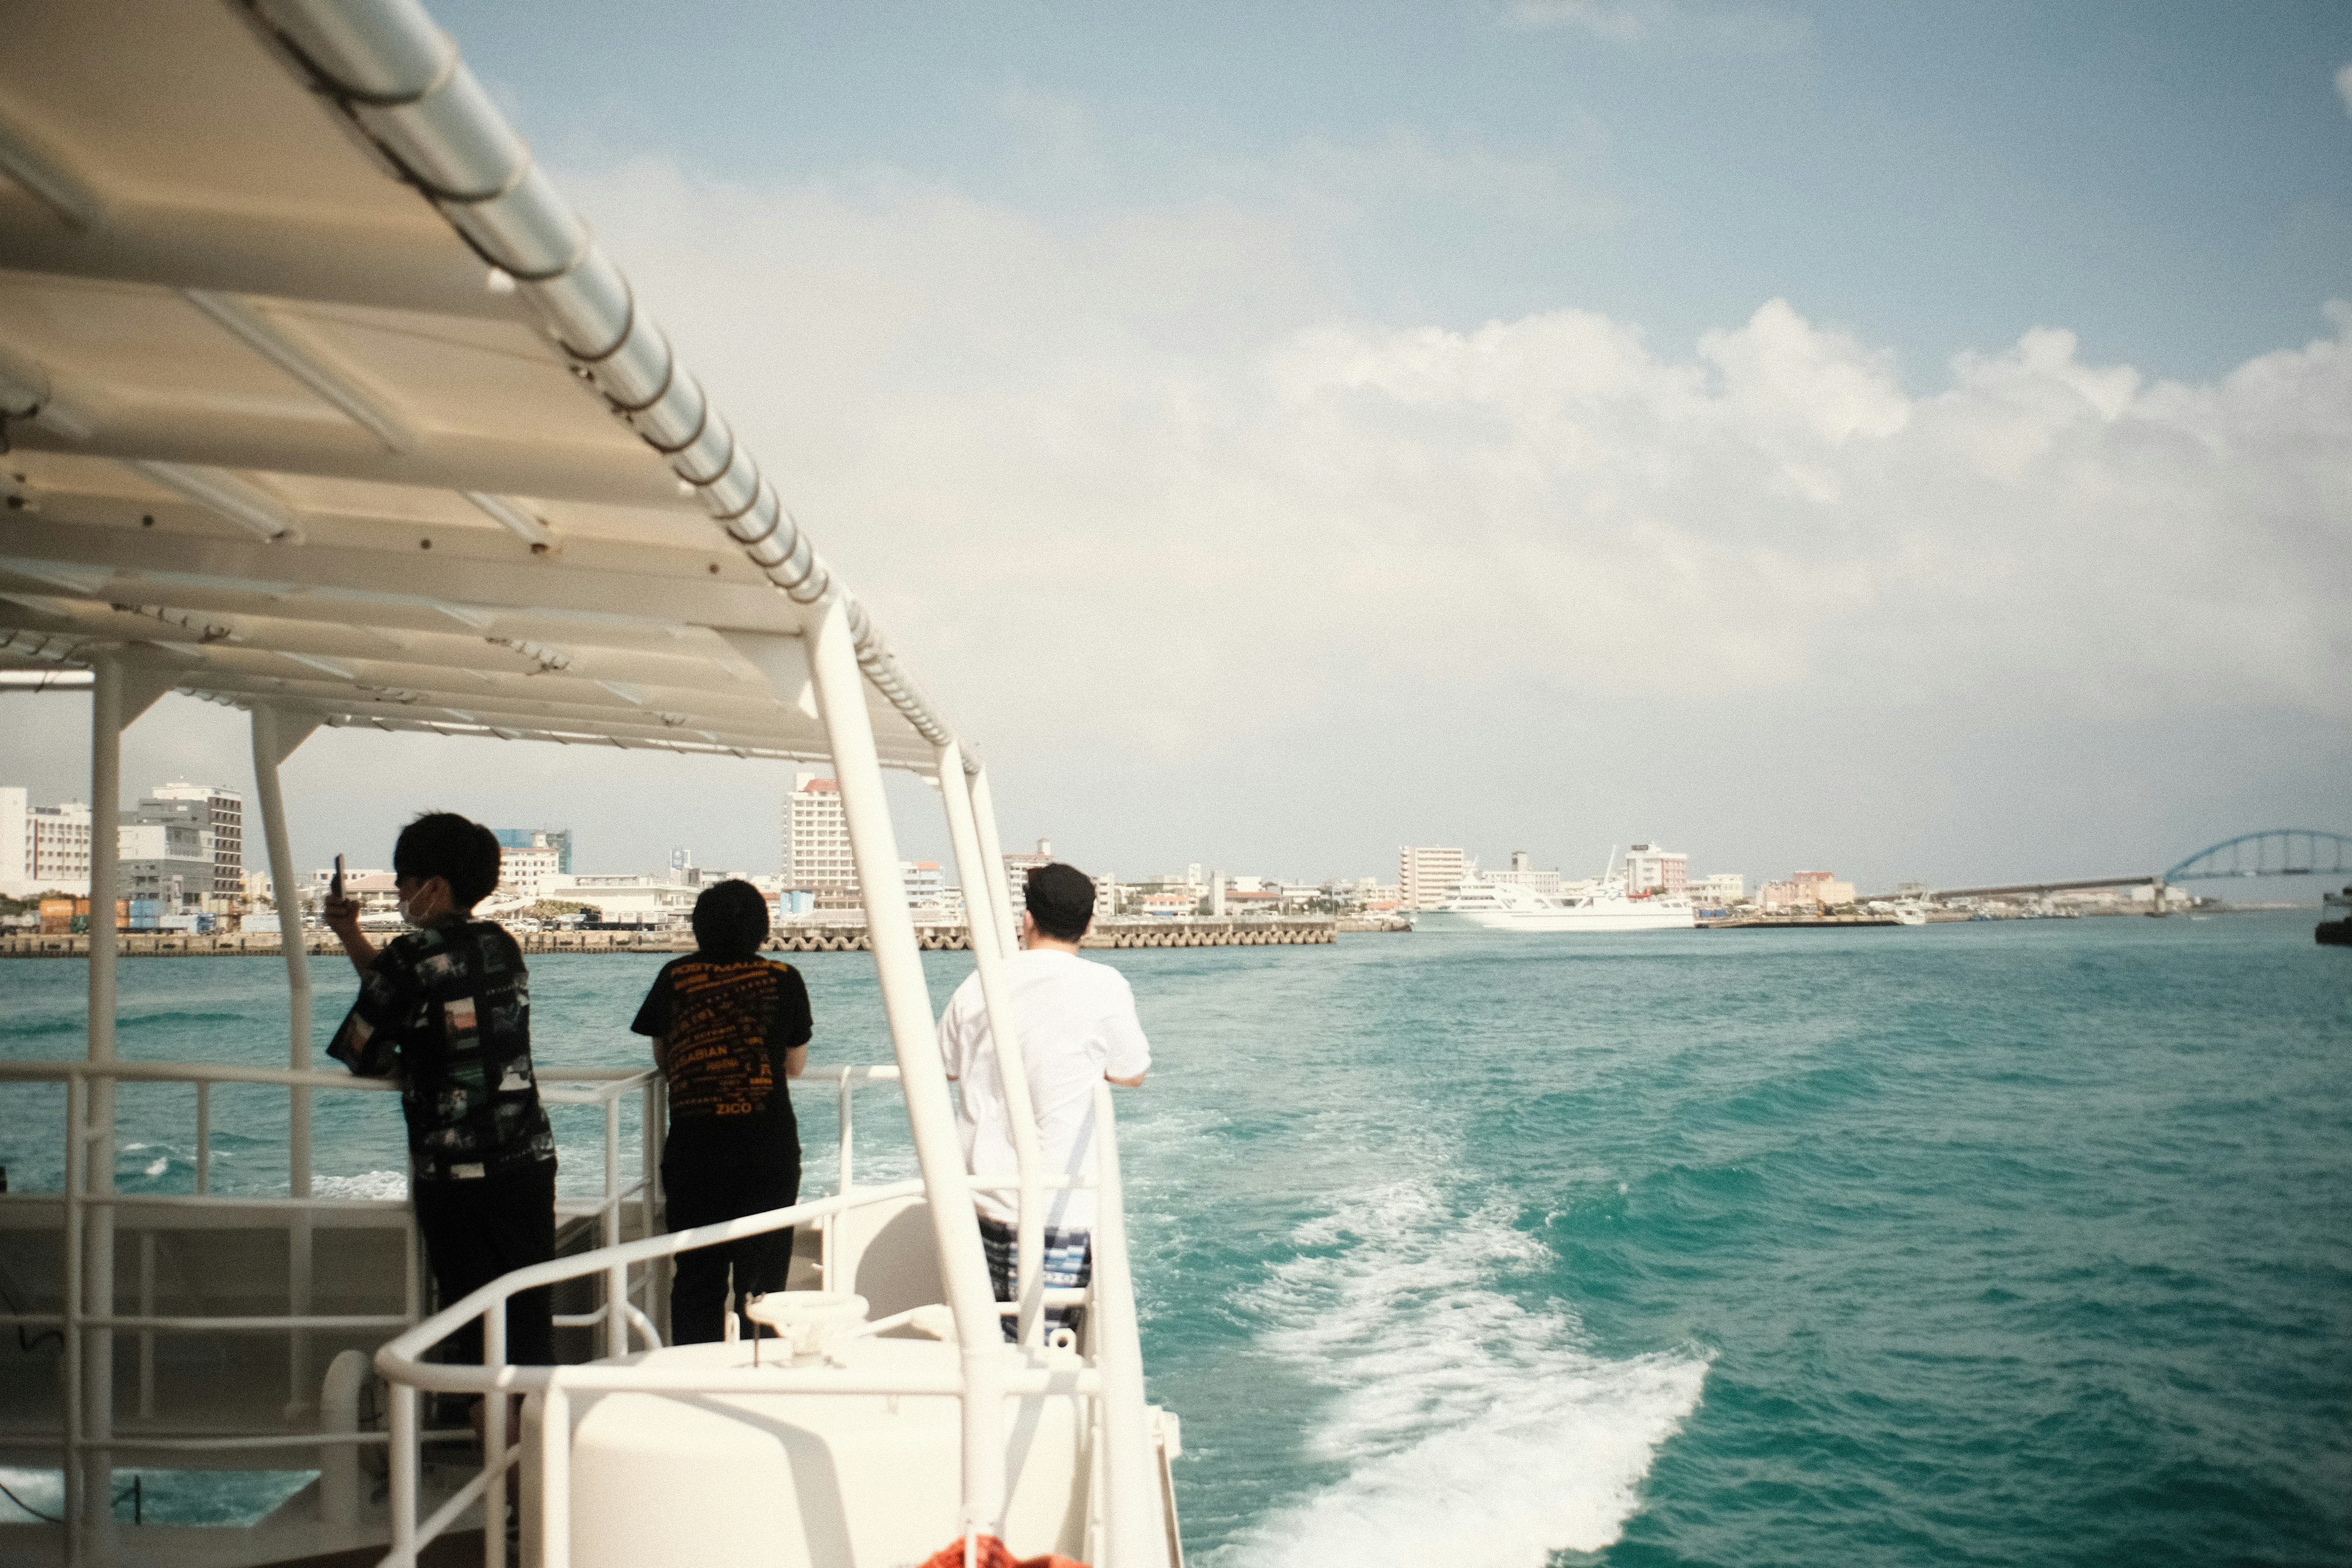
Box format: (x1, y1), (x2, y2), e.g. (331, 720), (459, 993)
(434, 0), (2352, 382)
(13, 1), (2351, 890)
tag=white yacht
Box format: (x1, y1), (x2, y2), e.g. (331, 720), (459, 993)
(0, 4), (1182, 1567)
(1412, 874), (1697, 933)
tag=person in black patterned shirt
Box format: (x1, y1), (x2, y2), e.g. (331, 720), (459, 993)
(631, 880), (810, 1342)
(325, 812), (556, 1368)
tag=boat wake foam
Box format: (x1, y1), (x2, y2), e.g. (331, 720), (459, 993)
(1213, 1179), (1708, 1568)
(312, 1169), (409, 1200)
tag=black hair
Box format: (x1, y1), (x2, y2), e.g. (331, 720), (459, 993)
(392, 812), (503, 910)
(1024, 862), (1096, 943)
(692, 879), (771, 958)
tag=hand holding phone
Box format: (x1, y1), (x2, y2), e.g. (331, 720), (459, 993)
(324, 855), (360, 938)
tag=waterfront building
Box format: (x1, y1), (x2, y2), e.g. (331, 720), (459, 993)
(1400, 845), (1468, 911)
(144, 781), (244, 897)
(1758, 871), (1856, 911)
(1698, 873), (1746, 906)
(1147, 870), (1208, 904)
(1624, 843), (1689, 897)
(116, 816), (213, 905)
(494, 826), (573, 875)
(1004, 837), (1054, 923)
(1093, 873), (1118, 921)
(499, 843), (563, 901)
(1280, 883), (1326, 911)
(27, 799), (94, 895)
(0, 787), (27, 894)
(1792, 870), (1855, 907)
(552, 872), (699, 927)
(1487, 850), (1564, 897)
(903, 859), (947, 908)
(784, 772), (856, 896)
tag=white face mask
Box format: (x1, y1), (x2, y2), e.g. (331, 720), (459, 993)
(396, 881), (439, 926)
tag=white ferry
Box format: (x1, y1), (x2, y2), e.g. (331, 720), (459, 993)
(0, 4), (1183, 1567)
(1411, 874), (1697, 933)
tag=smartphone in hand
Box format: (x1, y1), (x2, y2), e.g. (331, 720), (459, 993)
(331, 854), (345, 900)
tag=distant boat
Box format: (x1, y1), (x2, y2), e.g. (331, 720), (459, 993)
(1412, 873), (1697, 932)
(2320, 885), (2351, 948)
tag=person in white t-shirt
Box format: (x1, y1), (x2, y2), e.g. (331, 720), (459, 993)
(937, 861), (1150, 1341)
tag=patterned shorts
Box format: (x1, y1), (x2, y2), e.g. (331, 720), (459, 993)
(977, 1215), (1091, 1343)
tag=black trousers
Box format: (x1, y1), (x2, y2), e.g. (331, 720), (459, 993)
(663, 1134), (800, 1344)
(412, 1160), (557, 1367)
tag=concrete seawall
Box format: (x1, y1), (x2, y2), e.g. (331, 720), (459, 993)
(1, 919), (1339, 959)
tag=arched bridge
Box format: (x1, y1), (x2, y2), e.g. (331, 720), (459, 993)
(2165, 831), (2352, 883)
(1861, 829), (2350, 905)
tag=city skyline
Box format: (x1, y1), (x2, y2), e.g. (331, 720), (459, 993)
(6, 6), (2347, 894)
(12, 767), (2312, 917)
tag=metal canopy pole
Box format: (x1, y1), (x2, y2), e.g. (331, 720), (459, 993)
(250, 707), (320, 1177)
(936, 744), (1048, 1348)
(799, 608), (1010, 1541)
(82, 656), (122, 1546)
(76, 655), (173, 1547)
(251, 705), (321, 1412)
(967, 766), (1020, 961)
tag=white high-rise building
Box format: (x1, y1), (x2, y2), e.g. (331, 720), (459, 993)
(902, 860), (946, 907)
(1624, 842), (1688, 897)
(0, 786), (28, 894)
(25, 799), (94, 894)
(1399, 845), (1468, 911)
(783, 772), (856, 894)
(499, 845), (562, 900)
(143, 781), (243, 897)
(1004, 838), (1054, 923)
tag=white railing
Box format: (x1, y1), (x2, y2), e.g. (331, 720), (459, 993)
(369, 1066), (1161, 1568)
(0, 1057), (660, 1565)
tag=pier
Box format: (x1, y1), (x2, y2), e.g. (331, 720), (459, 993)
(0, 918), (1339, 959)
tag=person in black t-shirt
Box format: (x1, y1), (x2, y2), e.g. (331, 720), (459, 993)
(325, 812), (557, 1368)
(631, 879), (812, 1342)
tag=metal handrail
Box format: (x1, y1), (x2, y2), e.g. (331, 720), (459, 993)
(9, 1051), (1158, 1566)
(0, 1055), (663, 1539)
(365, 1065), (1160, 1568)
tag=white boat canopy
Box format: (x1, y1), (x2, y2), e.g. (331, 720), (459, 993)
(0, 0), (950, 770)
(0, 9), (1192, 1565)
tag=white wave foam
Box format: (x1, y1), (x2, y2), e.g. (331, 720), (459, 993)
(143, 1156), (168, 1177)
(1213, 1179), (1708, 1568)
(313, 1170), (408, 1200)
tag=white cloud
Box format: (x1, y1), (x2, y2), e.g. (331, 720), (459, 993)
(1504, 0), (1809, 54)
(2337, 61), (2352, 117)
(565, 156), (2352, 786)
(20, 141), (2340, 886)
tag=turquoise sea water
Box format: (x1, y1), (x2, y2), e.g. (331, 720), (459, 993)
(3, 914), (2348, 1564)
